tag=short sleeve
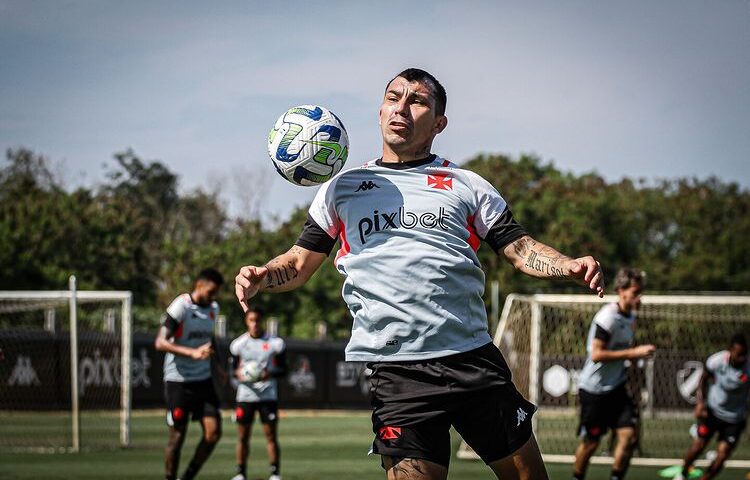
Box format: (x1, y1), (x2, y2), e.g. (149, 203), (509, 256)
(307, 178), (341, 239)
(229, 335), (243, 356)
(705, 351), (725, 374)
(593, 304), (617, 333)
(165, 295), (188, 324)
(464, 171), (509, 239)
(272, 337), (286, 354)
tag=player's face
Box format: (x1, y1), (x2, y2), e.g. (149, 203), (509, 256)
(379, 77), (447, 159)
(245, 311), (263, 338)
(193, 280), (220, 306)
(617, 283), (643, 312)
(729, 344), (748, 368)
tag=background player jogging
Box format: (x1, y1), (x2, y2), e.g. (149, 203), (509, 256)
(229, 306), (287, 480)
(155, 268), (225, 480)
(235, 68), (605, 480)
(674, 334), (750, 480)
(572, 267), (655, 480)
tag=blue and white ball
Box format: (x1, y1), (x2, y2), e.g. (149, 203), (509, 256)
(267, 105), (349, 186)
(241, 360), (263, 383)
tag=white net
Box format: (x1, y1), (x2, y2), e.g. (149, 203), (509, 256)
(0, 286), (132, 452)
(458, 294), (750, 468)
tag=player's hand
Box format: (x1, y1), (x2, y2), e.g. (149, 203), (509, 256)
(235, 265), (269, 312)
(565, 256), (605, 298)
(694, 401), (708, 419)
(191, 342), (213, 360)
(632, 344), (656, 359)
(260, 369), (271, 381)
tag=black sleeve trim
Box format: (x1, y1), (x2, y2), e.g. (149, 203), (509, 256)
(295, 213), (337, 255)
(483, 207), (528, 253)
(162, 313), (179, 336)
(594, 324), (612, 343)
(270, 350), (288, 378)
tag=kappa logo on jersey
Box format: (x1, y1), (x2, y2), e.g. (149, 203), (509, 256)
(7, 355), (41, 386)
(357, 207), (450, 244)
(378, 426), (402, 440)
(355, 180), (380, 192)
(516, 407), (528, 426)
(427, 173), (453, 191)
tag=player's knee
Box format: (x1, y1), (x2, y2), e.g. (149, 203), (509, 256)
(204, 427), (222, 444)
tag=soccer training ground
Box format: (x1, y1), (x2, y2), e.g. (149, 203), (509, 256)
(1, 410), (748, 480)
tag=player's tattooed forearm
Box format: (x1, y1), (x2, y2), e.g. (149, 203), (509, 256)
(512, 236), (536, 257)
(513, 237), (567, 278)
(263, 259), (299, 289)
(525, 249), (566, 277)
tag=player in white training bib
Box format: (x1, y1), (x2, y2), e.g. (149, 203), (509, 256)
(155, 268), (225, 480)
(229, 306), (287, 480)
(236, 68), (606, 480)
(572, 268), (655, 480)
(674, 334), (750, 480)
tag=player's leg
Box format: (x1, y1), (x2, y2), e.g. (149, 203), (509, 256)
(487, 434), (548, 480)
(676, 415), (717, 480)
(611, 427), (636, 480)
(700, 440), (735, 480)
(572, 391), (604, 479)
(164, 381), (190, 480)
(382, 456), (448, 480)
(232, 403), (255, 480)
(260, 402), (281, 480)
(451, 384), (547, 480)
(181, 380), (223, 480)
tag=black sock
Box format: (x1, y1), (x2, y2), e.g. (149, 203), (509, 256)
(573, 472), (585, 480)
(182, 461), (200, 480)
(270, 462), (280, 475)
(166, 476), (176, 480)
(611, 469), (625, 480)
(237, 464), (247, 476)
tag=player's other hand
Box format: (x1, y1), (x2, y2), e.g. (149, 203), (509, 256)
(235, 265), (269, 312)
(191, 342), (213, 360)
(632, 344), (656, 359)
(566, 256), (605, 297)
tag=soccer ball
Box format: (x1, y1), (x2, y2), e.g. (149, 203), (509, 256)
(241, 360), (263, 383)
(267, 105), (349, 186)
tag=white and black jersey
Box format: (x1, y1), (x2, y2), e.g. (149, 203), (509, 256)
(705, 350), (750, 424)
(230, 333), (287, 403)
(295, 155), (527, 362)
(162, 294), (219, 383)
(578, 303), (635, 394)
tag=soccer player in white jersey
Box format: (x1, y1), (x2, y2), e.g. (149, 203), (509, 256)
(674, 334), (750, 480)
(155, 268), (225, 480)
(572, 268), (655, 480)
(236, 68), (605, 480)
(229, 306), (287, 480)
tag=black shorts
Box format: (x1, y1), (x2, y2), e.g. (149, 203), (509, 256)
(368, 343), (536, 468)
(234, 401), (279, 425)
(696, 409), (747, 446)
(164, 379), (221, 427)
(577, 384), (638, 440)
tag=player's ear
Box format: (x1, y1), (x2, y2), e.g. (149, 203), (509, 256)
(434, 115), (448, 134)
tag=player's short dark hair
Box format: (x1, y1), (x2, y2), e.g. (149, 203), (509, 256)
(196, 268), (224, 286)
(730, 333), (748, 351)
(245, 305), (265, 318)
(613, 267), (645, 291)
(388, 68), (447, 116)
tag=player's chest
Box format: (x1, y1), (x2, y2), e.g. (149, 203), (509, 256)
(181, 311), (214, 341)
(608, 320), (634, 349)
(336, 173), (474, 240)
(716, 366), (750, 391)
(239, 340), (274, 362)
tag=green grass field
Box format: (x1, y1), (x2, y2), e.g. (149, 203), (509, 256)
(0, 410), (748, 480)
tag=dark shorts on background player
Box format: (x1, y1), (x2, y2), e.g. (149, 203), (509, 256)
(696, 409), (747, 446)
(577, 383), (638, 440)
(165, 378), (221, 427)
(368, 342), (536, 467)
(234, 401), (279, 425)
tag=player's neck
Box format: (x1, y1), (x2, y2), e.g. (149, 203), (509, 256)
(381, 143), (433, 163)
(617, 300), (631, 316)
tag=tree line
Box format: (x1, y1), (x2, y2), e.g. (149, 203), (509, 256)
(1, 148), (748, 338)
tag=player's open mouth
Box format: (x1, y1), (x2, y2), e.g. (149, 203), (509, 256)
(389, 121), (410, 131)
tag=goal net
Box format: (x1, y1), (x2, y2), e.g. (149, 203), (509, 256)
(0, 277), (132, 452)
(457, 294), (750, 468)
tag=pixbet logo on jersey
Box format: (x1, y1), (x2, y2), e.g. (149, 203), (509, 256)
(357, 207), (450, 244)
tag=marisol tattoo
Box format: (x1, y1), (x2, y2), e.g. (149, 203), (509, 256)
(525, 250), (566, 277)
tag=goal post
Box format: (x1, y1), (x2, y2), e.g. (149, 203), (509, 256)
(457, 294), (750, 469)
(0, 276), (132, 452)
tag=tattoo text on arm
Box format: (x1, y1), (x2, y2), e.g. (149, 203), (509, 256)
(263, 247), (301, 289)
(512, 237), (567, 278)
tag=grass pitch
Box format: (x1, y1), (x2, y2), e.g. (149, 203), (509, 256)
(0, 410), (748, 479)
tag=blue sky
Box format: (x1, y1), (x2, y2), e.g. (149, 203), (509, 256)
(1, 1), (749, 220)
